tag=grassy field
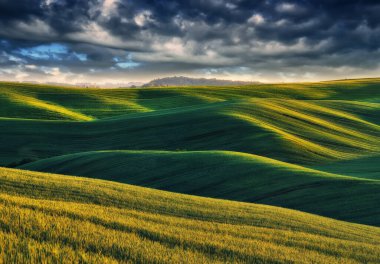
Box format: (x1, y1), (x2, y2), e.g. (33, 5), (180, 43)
(0, 167), (379, 263)
(20, 150), (380, 226)
(1, 79), (380, 262)
(1, 78), (380, 119)
(1, 89), (379, 167)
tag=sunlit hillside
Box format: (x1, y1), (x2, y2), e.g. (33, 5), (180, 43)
(0, 167), (379, 263)
(20, 150), (380, 226)
(1, 0), (379, 262)
(1, 78), (380, 262)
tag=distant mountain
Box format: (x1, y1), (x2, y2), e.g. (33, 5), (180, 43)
(101, 82), (144, 88)
(142, 76), (258, 87)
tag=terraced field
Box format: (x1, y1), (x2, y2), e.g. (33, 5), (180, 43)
(1, 78), (380, 262)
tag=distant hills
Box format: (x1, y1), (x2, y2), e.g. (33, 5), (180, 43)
(13, 81), (144, 88)
(142, 76), (258, 87)
(12, 76), (257, 88)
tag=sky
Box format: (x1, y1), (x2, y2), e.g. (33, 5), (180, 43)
(0, 0), (379, 84)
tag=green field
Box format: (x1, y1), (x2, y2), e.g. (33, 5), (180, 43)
(1, 78), (380, 262)
(20, 150), (380, 226)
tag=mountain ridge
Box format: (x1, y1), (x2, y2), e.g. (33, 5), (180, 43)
(142, 76), (259, 87)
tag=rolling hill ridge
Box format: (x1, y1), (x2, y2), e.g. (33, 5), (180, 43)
(1, 79), (380, 226)
(1, 78), (380, 262)
(20, 150), (380, 226)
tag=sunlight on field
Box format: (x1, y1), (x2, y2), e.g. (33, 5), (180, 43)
(0, 79), (379, 263)
(0, 167), (379, 263)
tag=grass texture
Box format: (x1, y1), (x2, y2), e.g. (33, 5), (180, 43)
(0, 167), (379, 263)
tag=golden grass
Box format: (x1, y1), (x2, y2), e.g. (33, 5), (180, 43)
(2, 90), (93, 121)
(0, 167), (379, 263)
(94, 95), (153, 113)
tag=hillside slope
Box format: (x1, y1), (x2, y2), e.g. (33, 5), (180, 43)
(1, 78), (379, 120)
(312, 155), (380, 180)
(20, 150), (380, 226)
(0, 167), (379, 263)
(1, 78), (380, 230)
(1, 98), (379, 166)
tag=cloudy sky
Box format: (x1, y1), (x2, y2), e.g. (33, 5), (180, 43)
(0, 0), (379, 84)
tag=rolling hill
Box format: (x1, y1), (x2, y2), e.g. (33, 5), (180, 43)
(20, 150), (380, 226)
(0, 167), (379, 263)
(1, 88), (379, 166)
(1, 78), (380, 262)
(1, 79), (380, 221)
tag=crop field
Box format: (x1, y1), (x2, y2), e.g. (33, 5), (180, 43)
(0, 167), (380, 263)
(0, 78), (380, 263)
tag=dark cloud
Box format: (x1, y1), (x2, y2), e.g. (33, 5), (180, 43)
(0, 0), (379, 83)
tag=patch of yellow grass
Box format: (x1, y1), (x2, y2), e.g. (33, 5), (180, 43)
(4, 90), (93, 121)
(0, 167), (379, 263)
(95, 95), (153, 113)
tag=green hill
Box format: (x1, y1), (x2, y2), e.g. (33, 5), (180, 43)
(1, 79), (379, 166)
(20, 150), (380, 226)
(312, 155), (380, 180)
(1, 78), (380, 262)
(1, 79), (380, 227)
(1, 78), (379, 120)
(1, 96), (379, 166)
(0, 167), (379, 263)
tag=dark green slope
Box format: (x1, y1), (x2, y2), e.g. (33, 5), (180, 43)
(20, 150), (380, 226)
(0, 102), (282, 166)
(312, 155), (380, 180)
(1, 98), (380, 167)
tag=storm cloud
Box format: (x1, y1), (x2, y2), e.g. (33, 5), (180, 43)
(0, 0), (379, 83)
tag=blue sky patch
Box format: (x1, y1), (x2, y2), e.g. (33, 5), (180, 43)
(17, 43), (87, 62)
